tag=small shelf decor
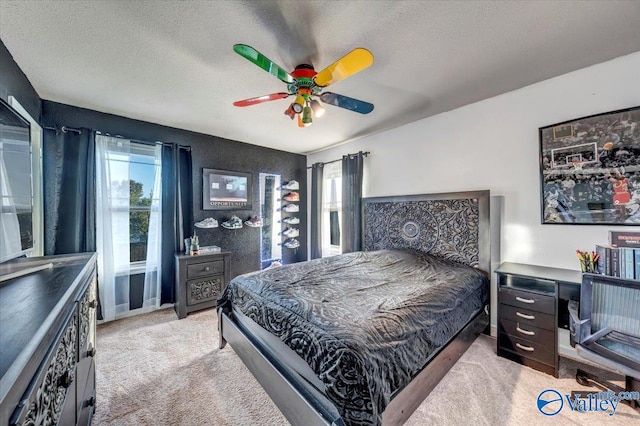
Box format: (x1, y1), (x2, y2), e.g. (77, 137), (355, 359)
(576, 250), (598, 273)
(280, 179), (300, 249)
(190, 234), (200, 255)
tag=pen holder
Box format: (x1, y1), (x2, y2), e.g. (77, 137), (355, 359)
(579, 259), (597, 274)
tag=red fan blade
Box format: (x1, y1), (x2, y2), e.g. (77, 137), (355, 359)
(233, 93), (291, 107)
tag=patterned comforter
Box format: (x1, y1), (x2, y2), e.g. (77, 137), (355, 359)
(218, 250), (488, 425)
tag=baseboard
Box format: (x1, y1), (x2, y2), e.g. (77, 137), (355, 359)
(97, 303), (174, 325)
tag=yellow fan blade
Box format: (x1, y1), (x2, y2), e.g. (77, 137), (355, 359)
(314, 48), (374, 87)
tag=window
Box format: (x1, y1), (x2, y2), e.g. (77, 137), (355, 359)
(101, 142), (161, 267)
(99, 138), (161, 267)
(96, 135), (163, 321)
(322, 161), (342, 257)
(128, 148), (160, 263)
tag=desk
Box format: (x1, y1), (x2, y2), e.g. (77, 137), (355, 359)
(495, 262), (582, 377)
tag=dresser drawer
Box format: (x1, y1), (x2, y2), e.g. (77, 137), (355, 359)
(186, 276), (223, 306)
(78, 277), (97, 354)
(77, 359), (96, 424)
(498, 318), (555, 347)
(499, 333), (556, 366)
(187, 260), (224, 279)
(499, 304), (556, 331)
(10, 308), (78, 426)
(499, 287), (555, 315)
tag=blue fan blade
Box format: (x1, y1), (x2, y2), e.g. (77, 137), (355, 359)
(319, 92), (374, 114)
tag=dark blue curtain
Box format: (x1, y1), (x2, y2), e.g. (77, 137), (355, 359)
(161, 144), (193, 304)
(310, 162), (324, 259)
(43, 127), (96, 255)
(341, 152), (364, 253)
(43, 131), (192, 312)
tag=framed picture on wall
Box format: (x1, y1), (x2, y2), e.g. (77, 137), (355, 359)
(202, 168), (252, 210)
(539, 105), (640, 225)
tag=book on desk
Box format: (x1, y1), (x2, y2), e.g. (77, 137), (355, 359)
(596, 230), (640, 280)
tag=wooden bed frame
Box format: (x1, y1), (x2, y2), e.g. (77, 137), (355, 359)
(218, 190), (491, 425)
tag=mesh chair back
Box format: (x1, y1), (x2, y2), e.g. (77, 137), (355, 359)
(581, 274), (640, 369)
(591, 281), (640, 337)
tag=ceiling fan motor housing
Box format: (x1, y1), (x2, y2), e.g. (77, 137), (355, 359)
(290, 65), (322, 98)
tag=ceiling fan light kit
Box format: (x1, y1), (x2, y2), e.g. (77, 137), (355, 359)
(309, 99), (325, 117)
(233, 44), (374, 127)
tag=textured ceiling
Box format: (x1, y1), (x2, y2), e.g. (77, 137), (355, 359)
(1, 1), (640, 154)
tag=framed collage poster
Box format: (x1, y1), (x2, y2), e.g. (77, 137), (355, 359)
(202, 168), (252, 210)
(539, 106), (640, 225)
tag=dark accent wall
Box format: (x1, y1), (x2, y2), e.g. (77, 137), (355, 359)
(0, 38), (41, 120)
(41, 100), (307, 278)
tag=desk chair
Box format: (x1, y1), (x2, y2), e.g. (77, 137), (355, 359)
(569, 273), (640, 410)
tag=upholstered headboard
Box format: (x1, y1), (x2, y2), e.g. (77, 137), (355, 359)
(362, 190), (490, 274)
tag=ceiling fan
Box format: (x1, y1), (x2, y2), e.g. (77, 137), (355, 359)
(232, 44), (374, 127)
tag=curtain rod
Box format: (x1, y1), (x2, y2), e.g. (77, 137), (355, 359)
(96, 131), (160, 147)
(95, 132), (192, 150)
(44, 125), (82, 134)
(44, 127), (189, 150)
(306, 151), (370, 169)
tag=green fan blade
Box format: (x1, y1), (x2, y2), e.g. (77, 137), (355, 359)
(234, 44), (294, 84)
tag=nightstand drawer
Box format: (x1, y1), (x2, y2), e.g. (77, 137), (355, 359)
(187, 260), (224, 279)
(499, 287), (555, 315)
(499, 304), (556, 331)
(499, 333), (556, 366)
(498, 318), (555, 347)
(186, 276), (223, 306)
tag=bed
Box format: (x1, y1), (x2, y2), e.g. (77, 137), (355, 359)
(217, 190), (491, 426)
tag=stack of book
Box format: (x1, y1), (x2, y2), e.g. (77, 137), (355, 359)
(595, 231), (640, 279)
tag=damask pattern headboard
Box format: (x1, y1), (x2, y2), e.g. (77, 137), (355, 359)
(362, 190), (490, 273)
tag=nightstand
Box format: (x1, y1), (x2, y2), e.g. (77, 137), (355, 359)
(175, 251), (230, 319)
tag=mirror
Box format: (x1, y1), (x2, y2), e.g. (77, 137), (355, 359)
(260, 173), (282, 268)
(0, 98), (33, 262)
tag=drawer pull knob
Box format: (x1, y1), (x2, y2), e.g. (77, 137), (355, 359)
(516, 311), (535, 320)
(516, 342), (535, 352)
(58, 371), (73, 388)
(87, 348), (96, 357)
(204, 267), (210, 271)
(89, 300), (97, 309)
(87, 396), (96, 407)
(516, 325), (535, 336)
(515, 296), (535, 304)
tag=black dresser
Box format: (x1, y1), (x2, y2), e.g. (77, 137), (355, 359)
(0, 253), (98, 425)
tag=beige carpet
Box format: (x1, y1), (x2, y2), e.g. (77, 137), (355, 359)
(93, 308), (639, 425)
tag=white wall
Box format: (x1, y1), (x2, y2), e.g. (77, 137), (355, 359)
(308, 51), (640, 336)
